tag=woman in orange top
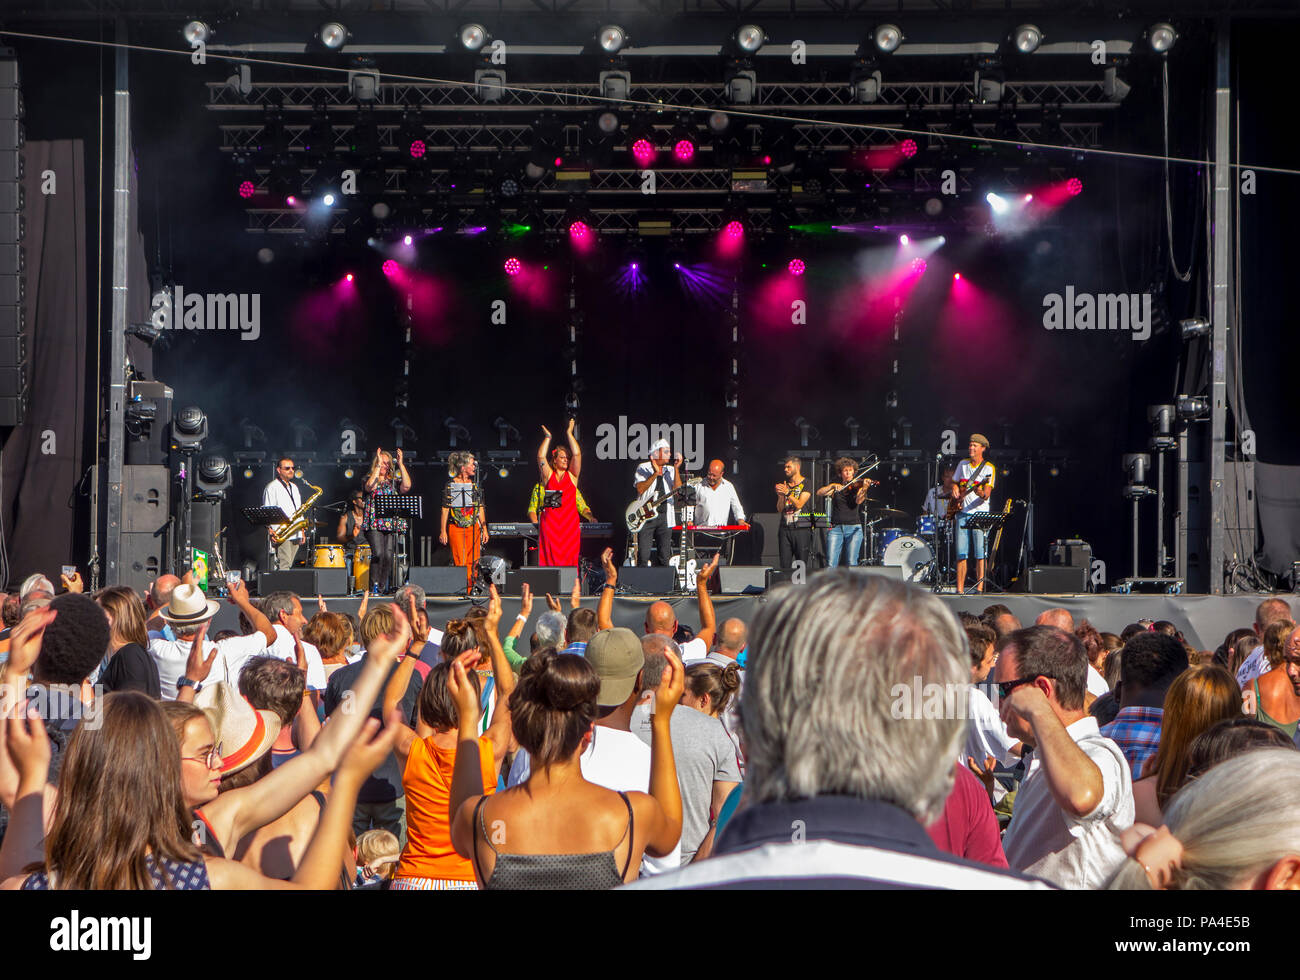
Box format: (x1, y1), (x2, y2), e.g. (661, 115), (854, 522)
(384, 593), (514, 889)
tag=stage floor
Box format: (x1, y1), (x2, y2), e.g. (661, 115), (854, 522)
(207, 589), (1291, 652)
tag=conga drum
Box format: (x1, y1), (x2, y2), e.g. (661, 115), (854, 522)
(353, 543), (372, 593)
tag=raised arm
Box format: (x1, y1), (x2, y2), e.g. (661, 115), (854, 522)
(364, 448), (382, 491)
(396, 448), (412, 493)
(1003, 687), (1104, 820)
(597, 547), (618, 631)
(694, 553), (720, 649)
(228, 577), (275, 647)
(0, 610), (58, 823)
(482, 586), (516, 765)
(635, 460), (661, 497)
(537, 425), (554, 484)
(566, 418), (582, 480)
(637, 649), (684, 860)
(448, 661), (490, 861)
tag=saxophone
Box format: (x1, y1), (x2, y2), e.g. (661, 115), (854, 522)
(270, 482), (323, 544)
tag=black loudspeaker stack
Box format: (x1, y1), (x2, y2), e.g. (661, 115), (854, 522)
(0, 50), (25, 427)
(259, 568), (347, 596)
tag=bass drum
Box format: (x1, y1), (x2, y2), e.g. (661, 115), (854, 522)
(873, 527), (909, 564)
(353, 544), (372, 593)
(881, 535), (933, 583)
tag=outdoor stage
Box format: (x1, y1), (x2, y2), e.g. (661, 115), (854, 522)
(207, 588), (1289, 653)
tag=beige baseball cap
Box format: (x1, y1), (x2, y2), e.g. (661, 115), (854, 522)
(585, 628), (645, 707)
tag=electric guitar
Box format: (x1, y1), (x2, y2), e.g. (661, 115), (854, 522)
(946, 465), (994, 518)
(625, 477), (702, 533)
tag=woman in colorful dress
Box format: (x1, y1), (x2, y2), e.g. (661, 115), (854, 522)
(536, 420), (584, 567)
(363, 447), (411, 595)
(440, 451), (488, 590)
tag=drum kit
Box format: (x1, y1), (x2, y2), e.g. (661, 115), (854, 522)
(859, 503), (952, 587)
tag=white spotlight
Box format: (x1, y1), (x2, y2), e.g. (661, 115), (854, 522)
(873, 24), (903, 53)
(323, 192), (336, 206)
(985, 192), (1008, 214)
(735, 24), (766, 54)
(459, 23), (488, 51)
(1013, 25), (1042, 54)
(182, 20), (211, 46)
(1148, 23), (1177, 54)
(597, 26), (627, 53)
(318, 22), (349, 50)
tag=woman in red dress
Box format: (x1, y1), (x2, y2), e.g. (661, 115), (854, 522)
(536, 420), (584, 567)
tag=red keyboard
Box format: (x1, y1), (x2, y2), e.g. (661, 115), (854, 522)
(669, 525), (751, 532)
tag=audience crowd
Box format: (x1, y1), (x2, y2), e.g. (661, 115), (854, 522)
(1, 557), (1298, 891)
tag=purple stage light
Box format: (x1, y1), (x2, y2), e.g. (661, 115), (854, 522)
(900, 138), (917, 158)
(286, 195), (298, 207)
(673, 139), (696, 163)
(504, 257), (521, 276)
(632, 138), (656, 167)
(382, 260), (398, 277)
(409, 139), (426, 159)
(1067, 177), (1083, 196)
(238, 180), (255, 199)
(787, 258), (805, 276)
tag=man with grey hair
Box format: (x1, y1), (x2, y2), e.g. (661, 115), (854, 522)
(18, 573), (54, 600)
(633, 634), (742, 865)
(629, 571), (1046, 889)
(259, 591), (328, 694)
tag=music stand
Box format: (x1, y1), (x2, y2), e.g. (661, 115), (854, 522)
(243, 505), (293, 573)
(443, 482), (484, 594)
(962, 511), (1009, 594)
(374, 495), (423, 592)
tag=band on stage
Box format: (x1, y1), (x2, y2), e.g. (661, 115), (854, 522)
(257, 425), (1004, 596)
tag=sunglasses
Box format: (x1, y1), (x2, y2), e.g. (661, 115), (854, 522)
(997, 676), (1042, 699)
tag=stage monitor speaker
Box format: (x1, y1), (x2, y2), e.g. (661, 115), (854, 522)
(408, 566), (472, 595)
(522, 566), (579, 594)
(618, 566), (677, 594)
(259, 568), (347, 596)
(121, 532), (165, 594)
(718, 565), (771, 594)
(505, 567), (561, 595)
(1026, 565), (1088, 594)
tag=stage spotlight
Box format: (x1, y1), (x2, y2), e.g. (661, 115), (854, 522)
(1067, 177), (1083, 196)
(402, 234), (413, 246)
(196, 455), (232, 498)
(1013, 24), (1042, 54)
(631, 136), (657, 168)
(985, 192), (1008, 215)
(734, 24), (766, 54)
(787, 258), (805, 276)
(568, 219), (591, 242)
(899, 234), (909, 245)
(672, 127), (697, 163)
(286, 195), (298, 207)
(708, 110), (731, 134)
(238, 180), (255, 200)
(182, 20), (211, 45)
(408, 138), (426, 160)
(1176, 395), (1210, 420)
(344, 273), (354, 283)
(322, 192), (337, 206)
(504, 257), (522, 276)
(597, 25), (627, 53)
(724, 220), (744, 240)
(953, 272), (962, 280)
(1180, 317), (1210, 340)
(382, 259), (399, 276)
(911, 257), (927, 274)
(1148, 22), (1177, 54)
(873, 24), (903, 53)
(318, 22), (349, 50)
(899, 138), (918, 159)
(172, 406), (208, 452)
(596, 111), (620, 135)
(459, 23), (489, 51)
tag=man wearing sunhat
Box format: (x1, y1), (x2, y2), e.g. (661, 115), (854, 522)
(952, 434), (996, 595)
(148, 578), (276, 699)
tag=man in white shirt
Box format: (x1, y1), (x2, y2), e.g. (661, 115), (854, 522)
(998, 625), (1133, 889)
(952, 435), (995, 595)
(632, 439), (683, 566)
(260, 591), (329, 693)
(151, 580), (275, 699)
(921, 465), (956, 518)
(263, 456), (305, 570)
(962, 621), (1020, 804)
(691, 459), (747, 529)
(1235, 597), (1293, 688)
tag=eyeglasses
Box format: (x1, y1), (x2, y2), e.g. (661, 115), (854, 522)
(182, 743), (223, 769)
(997, 676), (1041, 699)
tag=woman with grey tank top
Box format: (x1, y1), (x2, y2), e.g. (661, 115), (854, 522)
(447, 650), (684, 889)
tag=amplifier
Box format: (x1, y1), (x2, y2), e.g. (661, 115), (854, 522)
(1026, 565), (1089, 594)
(259, 568), (347, 596)
(504, 567), (576, 596)
(408, 566), (472, 595)
(717, 565), (771, 594)
(1050, 539), (1092, 568)
(617, 566), (678, 594)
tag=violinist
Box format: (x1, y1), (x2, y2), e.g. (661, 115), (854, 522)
(817, 457), (878, 568)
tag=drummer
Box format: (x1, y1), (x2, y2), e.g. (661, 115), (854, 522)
(336, 489), (367, 589)
(817, 457), (877, 568)
(921, 465), (956, 519)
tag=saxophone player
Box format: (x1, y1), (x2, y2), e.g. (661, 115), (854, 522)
(264, 456), (305, 570)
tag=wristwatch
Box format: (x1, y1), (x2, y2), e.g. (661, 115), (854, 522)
(177, 676), (203, 694)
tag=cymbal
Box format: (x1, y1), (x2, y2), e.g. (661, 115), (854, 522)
(865, 504), (910, 519)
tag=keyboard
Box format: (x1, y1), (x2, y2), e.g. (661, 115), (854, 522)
(669, 525), (751, 533)
(488, 522), (615, 538)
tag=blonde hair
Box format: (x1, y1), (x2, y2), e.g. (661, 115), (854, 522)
(1109, 748), (1300, 890)
(447, 451), (475, 478)
(1263, 620), (1295, 669)
(356, 829), (401, 880)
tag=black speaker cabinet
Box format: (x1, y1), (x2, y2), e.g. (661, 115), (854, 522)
(1026, 565), (1089, 594)
(617, 566), (678, 594)
(408, 566), (473, 595)
(259, 568), (347, 596)
(505, 567), (561, 595)
(718, 565), (771, 594)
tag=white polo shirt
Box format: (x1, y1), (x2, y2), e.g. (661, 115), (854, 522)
(148, 629), (269, 701)
(963, 686), (1018, 804)
(1002, 715), (1133, 890)
(690, 479), (745, 527)
(262, 478), (304, 542)
(266, 624), (328, 692)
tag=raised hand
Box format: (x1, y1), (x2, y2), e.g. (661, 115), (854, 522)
(317, 594), (327, 613)
(184, 623), (220, 684)
(700, 552), (721, 583)
(368, 603), (413, 664)
(570, 572), (582, 609)
(60, 571), (84, 594)
(396, 448), (405, 467)
(3, 606), (56, 679)
(654, 648), (686, 714)
(540, 425), (552, 439)
(6, 701), (51, 787)
(227, 577), (250, 605)
(601, 547), (618, 584)
(566, 418), (575, 435)
(519, 583), (534, 621)
(544, 593), (562, 614)
(485, 583), (503, 634)
(967, 754), (998, 798)
(338, 712), (402, 782)
(447, 660), (481, 729)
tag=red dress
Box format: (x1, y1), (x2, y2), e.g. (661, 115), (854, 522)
(538, 470), (580, 566)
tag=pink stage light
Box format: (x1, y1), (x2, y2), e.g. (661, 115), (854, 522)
(504, 257), (522, 276)
(344, 273), (354, 283)
(285, 195), (298, 207)
(953, 272), (962, 280)
(631, 138), (656, 167)
(403, 234), (413, 246)
(408, 139), (426, 159)
(238, 180), (255, 199)
(899, 138), (917, 158)
(673, 139), (696, 163)
(787, 258), (805, 276)
(568, 220), (590, 241)
(724, 220), (744, 240)
(382, 260), (399, 277)
(1067, 177), (1083, 196)
(910, 257), (927, 274)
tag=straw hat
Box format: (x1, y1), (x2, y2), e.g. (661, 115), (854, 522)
(159, 582), (220, 626)
(195, 682), (281, 775)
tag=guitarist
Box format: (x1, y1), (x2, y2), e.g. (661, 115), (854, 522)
(951, 434), (995, 594)
(632, 438), (683, 566)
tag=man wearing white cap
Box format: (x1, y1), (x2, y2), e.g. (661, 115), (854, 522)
(149, 578), (276, 699)
(632, 439), (684, 567)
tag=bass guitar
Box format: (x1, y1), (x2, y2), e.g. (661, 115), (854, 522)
(946, 466), (994, 518)
(625, 477), (702, 533)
